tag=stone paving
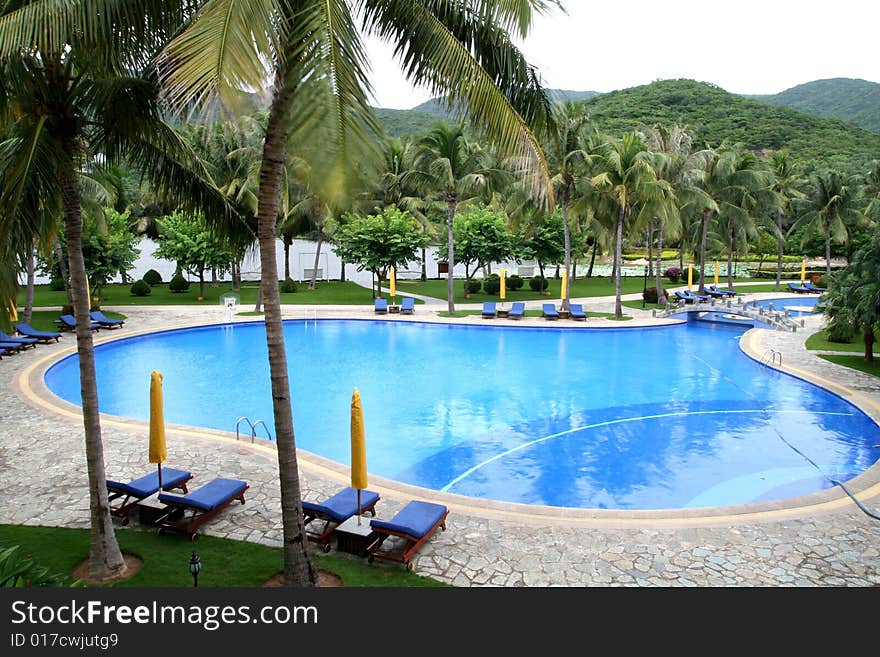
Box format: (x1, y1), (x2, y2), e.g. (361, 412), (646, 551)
(2, 291), (879, 587)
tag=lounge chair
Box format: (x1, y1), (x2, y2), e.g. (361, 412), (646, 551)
(481, 302), (496, 318)
(90, 310), (124, 328)
(707, 284), (736, 297)
(787, 282), (811, 294)
(106, 468), (193, 525)
(302, 486), (381, 552)
(14, 323), (61, 343)
(374, 298), (388, 314)
(367, 500), (449, 570)
(400, 297), (415, 314)
(507, 302), (525, 319)
(804, 281), (825, 293)
(156, 477), (249, 538)
(56, 314), (100, 331)
(0, 342), (25, 353)
(542, 303), (559, 320)
(0, 331), (37, 349)
(569, 303), (587, 321)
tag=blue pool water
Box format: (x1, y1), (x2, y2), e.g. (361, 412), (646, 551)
(751, 295), (821, 316)
(45, 320), (878, 510)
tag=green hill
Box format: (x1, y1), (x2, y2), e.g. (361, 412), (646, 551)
(372, 107), (452, 137)
(409, 88), (600, 119)
(748, 78), (880, 134)
(580, 79), (880, 171)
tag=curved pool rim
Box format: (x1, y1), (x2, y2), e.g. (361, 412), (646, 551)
(20, 313), (880, 527)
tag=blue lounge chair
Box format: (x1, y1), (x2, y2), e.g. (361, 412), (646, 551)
(14, 323), (61, 343)
(685, 289), (710, 301)
(400, 297), (415, 314)
(804, 281), (825, 293)
(106, 468), (193, 525)
(157, 478), (249, 537)
(302, 487), (381, 552)
(507, 302), (525, 319)
(367, 500), (449, 570)
(90, 310), (124, 328)
(57, 314), (100, 331)
(374, 298), (388, 314)
(481, 302), (497, 318)
(569, 303), (587, 321)
(542, 303), (559, 320)
(787, 282), (810, 294)
(0, 342), (25, 353)
(0, 331), (37, 349)
(707, 284), (736, 297)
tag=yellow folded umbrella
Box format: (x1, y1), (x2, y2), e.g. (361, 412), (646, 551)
(687, 264), (693, 290)
(149, 371), (167, 488)
(499, 268), (506, 301)
(801, 258), (806, 284)
(9, 299), (17, 323)
(560, 268), (568, 302)
(714, 261), (719, 286)
(350, 388), (368, 523)
(389, 267), (396, 303)
(85, 277), (91, 308)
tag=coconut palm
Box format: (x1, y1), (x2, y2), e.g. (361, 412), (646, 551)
(417, 124), (510, 311)
(158, 0), (556, 586)
(0, 5), (232, 581)
(768, 150), (804, 291)
(790, 170), (864, 278)
(590, 132), (674, 318)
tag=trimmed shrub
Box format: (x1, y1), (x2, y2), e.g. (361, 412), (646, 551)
(49, 277), (66, 292)
(482, 274), (501, 295)
(280, 277), (297, 293)
(168, 272), (190, 293)
(825, 319), (855, 344)
(528, 275), (549, 292)
(816, 275), (828, 289)
(143, 269), (163, 286)
(643, 286), (666, 304)
(664, 267), (683, 283)
(464, 279), (481, 294)
(130, 279), (151, 297)
(507, 274), (524, 291)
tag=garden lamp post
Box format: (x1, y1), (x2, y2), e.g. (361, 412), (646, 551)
(189, 551), (201, 588)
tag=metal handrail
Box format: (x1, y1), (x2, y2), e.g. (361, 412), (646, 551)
(235, 416), (255, 442)
(251, 419), (273, 441)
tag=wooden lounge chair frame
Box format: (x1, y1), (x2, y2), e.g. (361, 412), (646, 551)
(156, 482), (249, 539)
(304, 495), (380, 553)
(107, 474), (192, 525)
(367, 507), (449, 570)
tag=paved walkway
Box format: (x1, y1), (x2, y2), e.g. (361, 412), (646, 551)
(2, 292), (880, 587)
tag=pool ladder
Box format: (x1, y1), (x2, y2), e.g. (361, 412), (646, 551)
(235, 417), (273, 443)
(761, 349), (783, 367)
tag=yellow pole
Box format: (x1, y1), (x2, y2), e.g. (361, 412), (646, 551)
(560, 268), (568, 304)
(9, 299), (17, 323)
(714, 261), (719, 286)
(389, 267), (396, 304)
(499, 268), (506, 306)
(350, 388), (368, 524)
(687, 264), (693, 290)
(85, 277), (91, 308)
(149, 370), (168, 489)
(801, 258), (806, 284)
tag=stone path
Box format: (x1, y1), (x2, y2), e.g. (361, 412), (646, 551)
(2, 294), (879, 587)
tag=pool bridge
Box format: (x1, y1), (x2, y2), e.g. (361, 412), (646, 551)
(653, 297), (803, 332)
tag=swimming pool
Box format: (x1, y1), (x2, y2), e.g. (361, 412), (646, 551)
(751, 295), (821, 316)
(45, 320), (878, 510)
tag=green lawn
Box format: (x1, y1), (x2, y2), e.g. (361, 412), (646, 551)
(805, 327), (879, 354)
(17, 309), (126, 333)
(0, 524), (447, 588)
(818, 354), (880, 380)
(396, 276), (648, 303)
(18, 281), (379, 308)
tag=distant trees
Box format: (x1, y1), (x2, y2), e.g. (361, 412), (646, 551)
(437, 206), (515, 296)
(154, 212), (232, 298)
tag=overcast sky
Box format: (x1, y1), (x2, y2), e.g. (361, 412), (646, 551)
(363, 1), (880, 109)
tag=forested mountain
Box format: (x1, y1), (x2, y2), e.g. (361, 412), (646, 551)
(748, 78), (880, 134)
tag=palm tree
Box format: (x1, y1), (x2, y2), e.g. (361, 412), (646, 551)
(417, 124), (510, 312)
(768, 150), (804, 291)
(590, 132), (673, 318)
(791, 170), (864, 278)
(544, 102), (594, 309)
(159, 0), (556, 586)
(0, 5), (232, 581)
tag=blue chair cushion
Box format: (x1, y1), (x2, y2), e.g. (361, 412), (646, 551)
(542, 304), (559, 315)
(106, 468), (192, 498)
(401, 298), (415, 310)
(371, 501), (447, 538)
(302, 487), (380, 523)
(159, 477), (247, 511)
(15, 323), (60, 338)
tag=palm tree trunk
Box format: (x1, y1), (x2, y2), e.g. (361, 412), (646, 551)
(726, 218), (735, 290)
(211, 266), (219, 287)
(55, 238), (72, 302)
(446, 197), (456, 314)
(232, 261), (241, 291)
(284, 238), (291, 280)
(254, 286), (262, 313)
(24, 239), (36, 323)
(698, 209), (711, 293)
(561, 194), (571, 310)
(308, 231), (323, 291)
(614, 208), (624, 318)
(59, 154), (126, 582)
(654, 222), (665, 299)
(420, 245), (427, 282)
(864, 329), (875, 364)
(646, 224), (653, 278)
(824, 221), (832, 278)
(255, 75), (316, 587)
(587, 239), (598, 278)
(775, 208), (784, 291)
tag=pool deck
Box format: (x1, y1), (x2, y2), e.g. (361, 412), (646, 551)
(2, 290), (880, 587)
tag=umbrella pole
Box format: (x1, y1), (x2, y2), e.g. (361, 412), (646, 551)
(157, 462), (163, 491)
(357, 489), (362, 526)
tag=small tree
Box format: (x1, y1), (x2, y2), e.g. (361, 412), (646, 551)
(438, 206), (515, 297)
(333, 208), (427, 298)
(519, 209), (565, 281)
(154, 212), (232, 298)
